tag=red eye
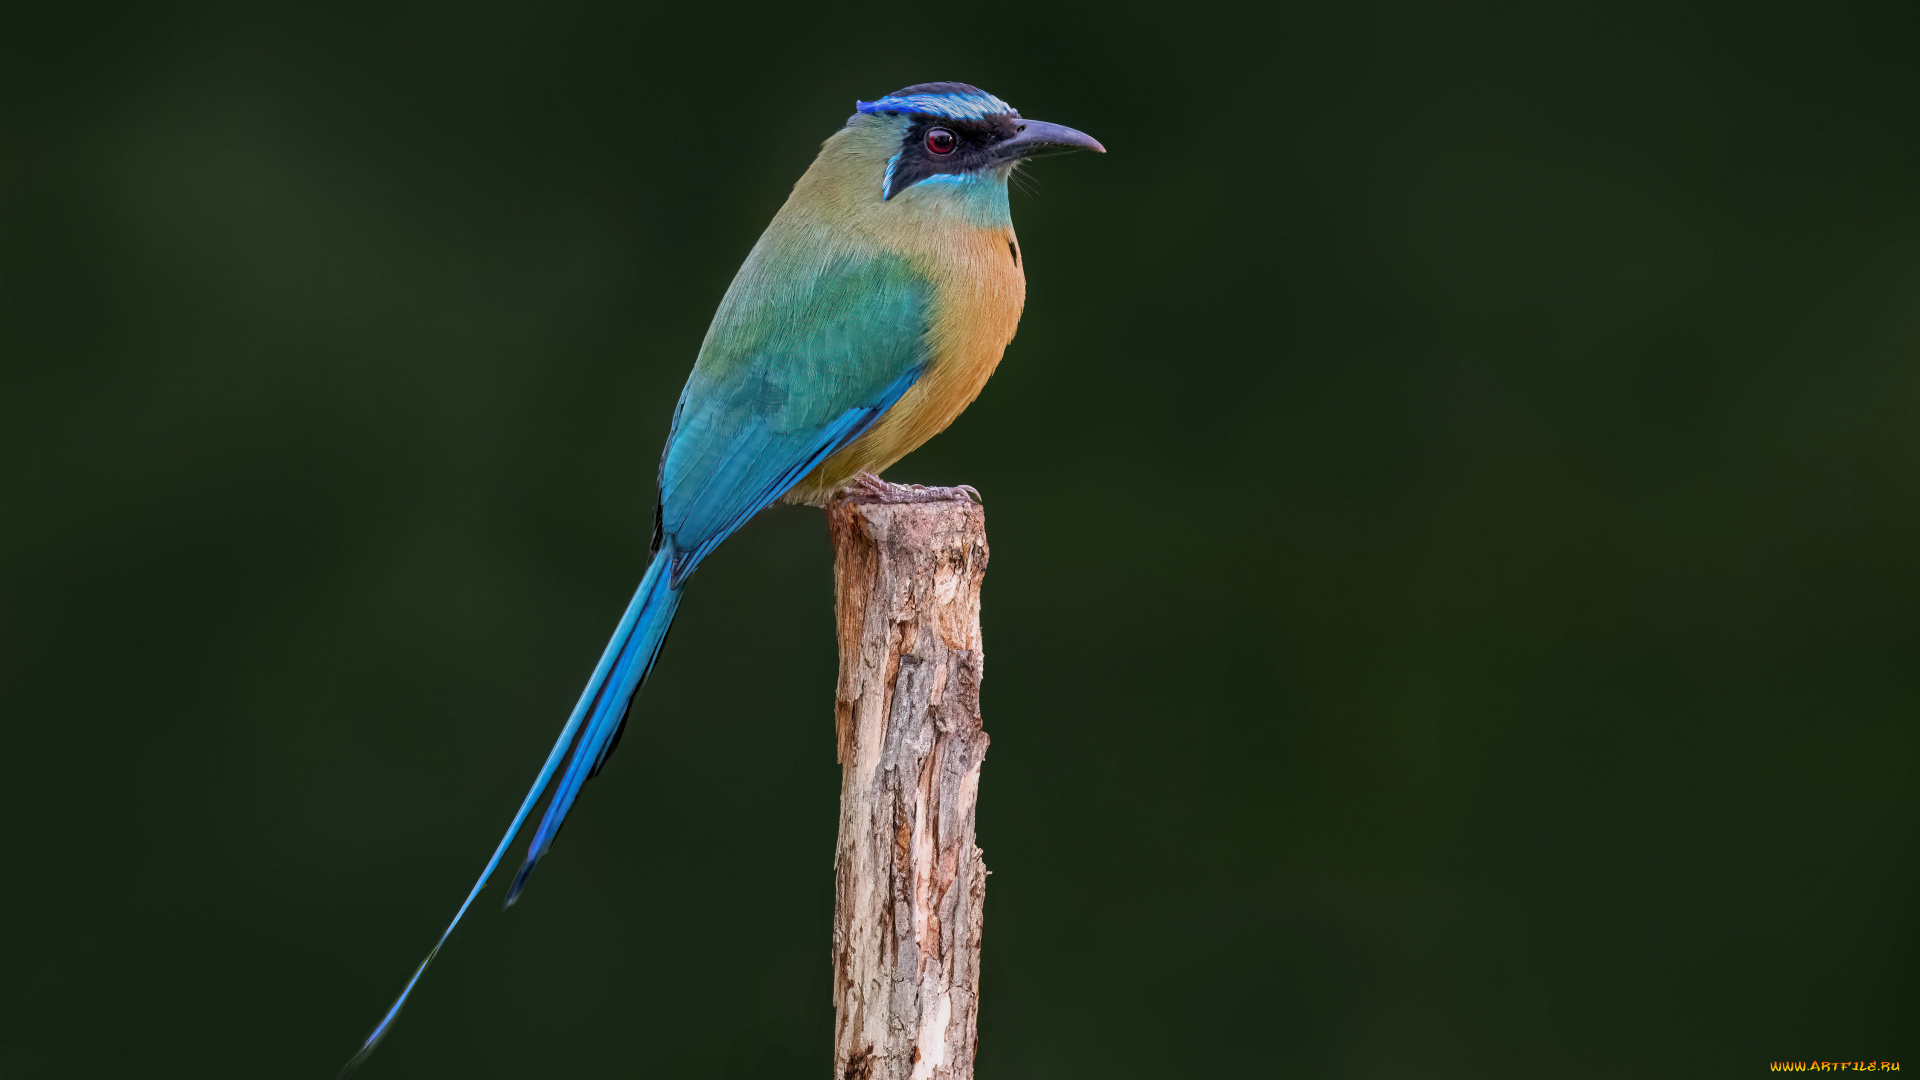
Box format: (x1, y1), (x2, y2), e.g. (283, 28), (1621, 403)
(926, 127), (957, 155)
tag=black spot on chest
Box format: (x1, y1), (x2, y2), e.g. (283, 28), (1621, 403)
(1008, 240), (1019, 266)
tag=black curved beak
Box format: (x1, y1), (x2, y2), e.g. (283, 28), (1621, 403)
(993, 119), (1106, 164)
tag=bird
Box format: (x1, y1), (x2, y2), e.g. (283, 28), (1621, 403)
(338, 81), (1102, 1074)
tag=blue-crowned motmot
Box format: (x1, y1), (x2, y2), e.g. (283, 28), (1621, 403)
(340, 82), (1101, 1072)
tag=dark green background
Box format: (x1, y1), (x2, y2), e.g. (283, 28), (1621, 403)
(3, 1), (1916, 1076)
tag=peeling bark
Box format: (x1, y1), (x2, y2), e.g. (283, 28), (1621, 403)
(828, 494), (989, 1080)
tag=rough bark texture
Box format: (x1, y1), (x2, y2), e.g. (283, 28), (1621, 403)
(828, 494), (990, 1080)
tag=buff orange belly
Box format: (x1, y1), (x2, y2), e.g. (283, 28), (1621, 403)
(784, 224), (1026, 505)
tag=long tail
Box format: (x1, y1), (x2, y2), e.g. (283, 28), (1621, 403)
(338, 546), (684, 1078)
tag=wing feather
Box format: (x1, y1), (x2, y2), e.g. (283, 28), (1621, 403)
(657, 244), (932, 575)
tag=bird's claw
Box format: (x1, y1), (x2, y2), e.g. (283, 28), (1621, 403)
(849, 472), (982, 504)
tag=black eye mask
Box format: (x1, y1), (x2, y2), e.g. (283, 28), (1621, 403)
(884, 114), (1021, 201)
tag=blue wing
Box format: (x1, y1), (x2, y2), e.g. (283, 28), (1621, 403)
(657, 245), (934, 579)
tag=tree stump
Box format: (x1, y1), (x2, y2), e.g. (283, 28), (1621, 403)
(827, 494), (990, 1080)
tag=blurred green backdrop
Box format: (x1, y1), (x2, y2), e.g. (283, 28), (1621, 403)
(3, 1), (1917, 1076)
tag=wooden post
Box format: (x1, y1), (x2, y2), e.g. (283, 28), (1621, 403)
(827, 493), (990, 1080)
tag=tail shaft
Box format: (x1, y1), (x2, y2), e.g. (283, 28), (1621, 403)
(506, 553), (683, 904)
(337, 548), (683, 1077)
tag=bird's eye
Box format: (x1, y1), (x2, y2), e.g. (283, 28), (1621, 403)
(926, 128), (957, 155)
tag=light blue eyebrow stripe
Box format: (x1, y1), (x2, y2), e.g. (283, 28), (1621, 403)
(881, 151), (901, 200)
(856, 92), (1016, 121)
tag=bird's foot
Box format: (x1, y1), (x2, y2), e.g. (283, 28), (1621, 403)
(848, 472), (981, 504)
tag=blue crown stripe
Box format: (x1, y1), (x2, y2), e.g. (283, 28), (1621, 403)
(856, 91), (1015, 122)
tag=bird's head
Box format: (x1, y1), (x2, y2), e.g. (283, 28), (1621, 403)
(818, 82), (1103, 224)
